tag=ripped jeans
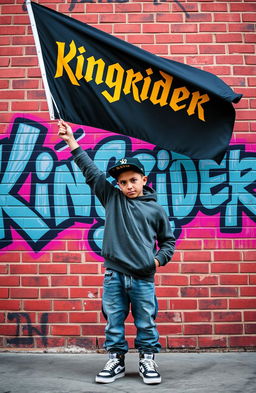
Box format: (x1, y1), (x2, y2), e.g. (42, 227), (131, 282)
(102, 269), (161, 354)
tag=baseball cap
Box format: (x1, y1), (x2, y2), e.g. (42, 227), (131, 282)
(108, 157), (145, 179)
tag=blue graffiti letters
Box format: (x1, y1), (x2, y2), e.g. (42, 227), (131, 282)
(0, 118), (255, 253)
(0, 121), (50, 249)
(54, 160), (91, 225)
(223, 147), (256, 231)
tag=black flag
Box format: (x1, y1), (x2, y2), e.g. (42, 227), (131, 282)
(28, 1), (242, 161)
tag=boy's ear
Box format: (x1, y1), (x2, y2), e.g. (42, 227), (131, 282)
(143, 175), (148, 184)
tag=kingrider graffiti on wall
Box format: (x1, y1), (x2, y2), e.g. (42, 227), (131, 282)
(0, 117), (255, 254)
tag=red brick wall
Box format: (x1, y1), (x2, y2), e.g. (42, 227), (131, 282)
(0, 0), (256, 351)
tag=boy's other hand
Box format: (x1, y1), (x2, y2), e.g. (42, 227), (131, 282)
(154, 259), (160, 268)
(58, 120), (79, 151)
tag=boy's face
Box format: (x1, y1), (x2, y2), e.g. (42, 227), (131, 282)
(117, 170), (147, 198)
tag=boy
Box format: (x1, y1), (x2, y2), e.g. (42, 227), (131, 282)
(58, 120), (176, 385)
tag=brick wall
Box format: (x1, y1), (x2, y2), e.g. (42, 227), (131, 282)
(0, 0), (255, 351)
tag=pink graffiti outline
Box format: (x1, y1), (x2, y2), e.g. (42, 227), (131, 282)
(0, 114), (256, 259)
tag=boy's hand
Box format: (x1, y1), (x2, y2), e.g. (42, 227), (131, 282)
(58, 120), (73, 141)
(58, 120), (79, 151)
(154, 258), (160, 268)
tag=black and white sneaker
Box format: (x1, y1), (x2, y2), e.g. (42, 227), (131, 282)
(95, 353), (125, 383)
(139, 353), (161, 384)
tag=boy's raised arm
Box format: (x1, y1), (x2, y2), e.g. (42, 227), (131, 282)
(57, 120), (115, 206)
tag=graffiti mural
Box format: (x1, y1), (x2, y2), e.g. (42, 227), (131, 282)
(7, 312), (48, 346)
(68, 0), (189, 16)
(0, 116), (255, 255)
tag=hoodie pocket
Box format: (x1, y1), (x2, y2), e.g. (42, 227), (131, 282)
(133, 243), (156, 276)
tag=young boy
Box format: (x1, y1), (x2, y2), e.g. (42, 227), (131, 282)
(58, 120), (176, 385)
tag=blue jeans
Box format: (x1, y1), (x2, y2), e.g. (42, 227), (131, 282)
(102, 269), (161, 354)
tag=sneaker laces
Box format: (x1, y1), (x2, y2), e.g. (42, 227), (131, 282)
(103, 358), (120, 371)
(140, 358), (158, 372)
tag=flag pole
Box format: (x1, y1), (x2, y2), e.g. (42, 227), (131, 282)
(25, 0), (60, 120)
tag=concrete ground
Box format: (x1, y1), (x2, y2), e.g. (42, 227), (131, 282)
(0, 352), (255, 393)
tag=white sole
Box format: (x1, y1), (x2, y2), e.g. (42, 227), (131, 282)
(139, 372), (161, 384)
(95, 371), (125, 384)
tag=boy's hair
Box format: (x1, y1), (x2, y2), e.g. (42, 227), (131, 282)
(108, 157), (145, 179)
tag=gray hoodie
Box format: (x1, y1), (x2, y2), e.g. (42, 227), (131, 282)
(72, 147), (176, 282)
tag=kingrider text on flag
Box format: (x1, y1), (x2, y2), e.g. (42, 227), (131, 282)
(55, 40), (210, 122)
